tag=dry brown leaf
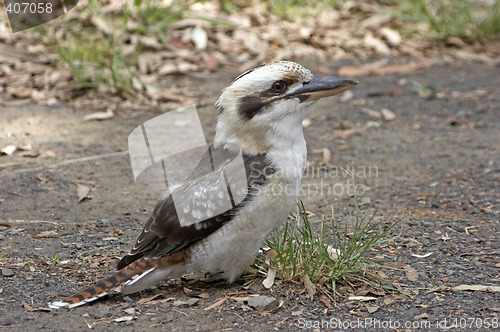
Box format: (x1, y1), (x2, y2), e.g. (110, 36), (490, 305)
(18, 145), (31, 152)
(303, 275), (316, 300)
(446, 37), (466, 48)
(137, 36), (163, 50)
(191, 25), (208, 51)
(444, 89), (488, 100)
(32, 90), (58, 106)
(22, 301), (34, 311)
(361, 108), (381, 119)
(339, 90), (354, 102)
(366, 305), (380, 313)
(383, 297), (394, 305)
(338, 61), (432, 77)
(39, 150), (58, 158)
(381, 108), (396, 121)
(204, 54), (219, 71)
(158, 62), (198, 76)
(0, 43), (49, 63)
(7, 86), (33, 98)
(327, 245), (340, 260)
(404, 265), (419, 282)
(34, 230), (60, 238)
(83, 109), (114, 121)
(363, 33), (390, 54)
(22, 301), (52, 312)
(204, 297), (226, 310)
(90, 15), (112, 35)
(370, 288), (387, 297)
(151, 91), (184, 103)
(311, 148), (331, 165)
(136, 294), (164, 305)
(124, 308), (135, 315)
(321, 128), (362, 141)
(452, 49), (498, 65)
(76, 184), (90, 202)
(414, 313), (429, 320)
(113, 316), (134, 323)
(0, 98), (33, 107)
(198, 292), (210, 299)
(148, 297), (176, 306)
(452, 284), (500, 292)
(18, 151), (39, 158)
(230, 296), (250, 302)
(348, 296), (377, 301)
(1, 145), (17, 156)
(184, 287), (196, 297)
(379, 27), (401, 46)
(318, 294), (332, 309)
(320, 147), (331, 165)
(360, 14), (392, 30)
(137, 53), (155, 74)
(355, 288), (375, 296)
(46, 70), (72, 86)
(382, 263), (406, 269)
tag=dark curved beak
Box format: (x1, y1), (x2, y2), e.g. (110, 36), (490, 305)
(288, 76), (359, 102)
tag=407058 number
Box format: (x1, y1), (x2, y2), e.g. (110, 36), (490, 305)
(5, 2), (53, 14)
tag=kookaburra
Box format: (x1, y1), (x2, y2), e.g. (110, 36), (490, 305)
(49, 61), (358, 308)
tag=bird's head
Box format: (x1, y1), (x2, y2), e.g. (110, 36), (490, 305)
(214, 61), (358, 153)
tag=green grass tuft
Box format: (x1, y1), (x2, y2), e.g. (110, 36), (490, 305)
(395, 0), (500, 39)
(478, 0), (500, 37)
(259, 188), (399, 292)
(42, 0), (197, 97)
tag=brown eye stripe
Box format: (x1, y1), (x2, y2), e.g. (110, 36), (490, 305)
(237, 96), (270, 120)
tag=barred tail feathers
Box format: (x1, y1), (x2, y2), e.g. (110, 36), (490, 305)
(48, 257), (154, 309)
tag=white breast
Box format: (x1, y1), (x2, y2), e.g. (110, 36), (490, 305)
(187, 172), (298, 281)
(188, 117), (308, 281)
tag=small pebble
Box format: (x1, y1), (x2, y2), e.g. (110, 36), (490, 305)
(123, 296), (134, 303)
(2, 268), (14, 277)
(173, 298), (199, 307)
(247, 296), (279, 311)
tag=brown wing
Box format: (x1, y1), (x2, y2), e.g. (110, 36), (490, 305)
(117, 144), (275, 270)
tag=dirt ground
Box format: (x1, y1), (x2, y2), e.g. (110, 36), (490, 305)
(1, 59), (499, 331)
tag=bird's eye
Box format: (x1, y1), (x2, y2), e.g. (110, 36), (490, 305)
(271, 80), (286, 93)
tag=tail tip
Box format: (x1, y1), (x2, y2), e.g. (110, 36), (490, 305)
(48, 301), (71, 309)
(48, 291), (111, 309)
